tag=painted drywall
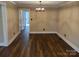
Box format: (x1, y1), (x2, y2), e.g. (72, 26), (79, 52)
(58, 3), (79, 50)
(5, 2), (79, 52)
(0, 5), (4, 43)
(6, 2), (19, 43)
(30, 8), (58, 33)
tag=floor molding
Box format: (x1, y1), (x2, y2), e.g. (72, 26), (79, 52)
(8, 31), (20, 46)
(0, 43), (5, 46)
(30, 32), (57, 34)
(2, 31), (79, 53)
(57, 32), (79, 53)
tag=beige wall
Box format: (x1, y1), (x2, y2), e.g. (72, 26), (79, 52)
(6, 2), (19, 42)
(30, 8), (58, 32)
(6, 2), (79, 50)
(58, 3), (79, 49)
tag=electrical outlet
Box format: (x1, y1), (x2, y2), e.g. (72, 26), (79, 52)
(13, 32), (15, 35)
(64, 34), (66, 37)
(43, 28), (45, 31)
(31, 18), (32, 21)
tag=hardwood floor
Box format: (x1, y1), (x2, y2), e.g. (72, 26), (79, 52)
(0, 30), (79, 57)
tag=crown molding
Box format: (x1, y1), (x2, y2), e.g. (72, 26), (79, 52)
(4, 1), (78, 8)
(0, 2), (6, 5)
(10, 1), (16, 5)
(16, 1), (78, 8)
(58, 1), (78, 8)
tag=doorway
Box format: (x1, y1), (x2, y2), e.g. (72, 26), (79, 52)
(23, 9), (30, 33)
(19, 9), (30, 42)
(19, 9), (30, 33)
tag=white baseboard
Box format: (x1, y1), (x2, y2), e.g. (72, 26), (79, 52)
(30, 32), (57, 34)
(8, 31), (20, 46)
(1, 30), (79, 53)
(57, 32), (79, 53)
(0, 43), (5, 46)
(30, 31), (79, 53)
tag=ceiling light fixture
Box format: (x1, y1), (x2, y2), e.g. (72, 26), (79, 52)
(35, 1), (45, 12)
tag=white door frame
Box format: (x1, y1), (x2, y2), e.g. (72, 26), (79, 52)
(0, 2), (8, 46)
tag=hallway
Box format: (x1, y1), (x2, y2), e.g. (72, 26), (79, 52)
(0, 29), (79, 57)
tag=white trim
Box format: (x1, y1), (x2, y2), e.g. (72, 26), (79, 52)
(2, 4), (8, 46)
(0, 2), (8, 46)
(30, 32), (57, 34)
(8, 31), (20, 46)
(57, 32), (79, 53)
(0, 43), (6, 46)
(58, 1), (75, 7)
(0, 2), (6, 5)
(10, 1), (16, 5)
(29, 31), (79, 53)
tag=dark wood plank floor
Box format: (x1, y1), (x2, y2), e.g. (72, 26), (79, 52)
(0, 31), (79, 57)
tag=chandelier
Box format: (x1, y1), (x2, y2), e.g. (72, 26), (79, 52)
(35, 1), (45, 12)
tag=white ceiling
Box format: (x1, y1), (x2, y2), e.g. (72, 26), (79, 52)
(14, 1), (69, 8)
